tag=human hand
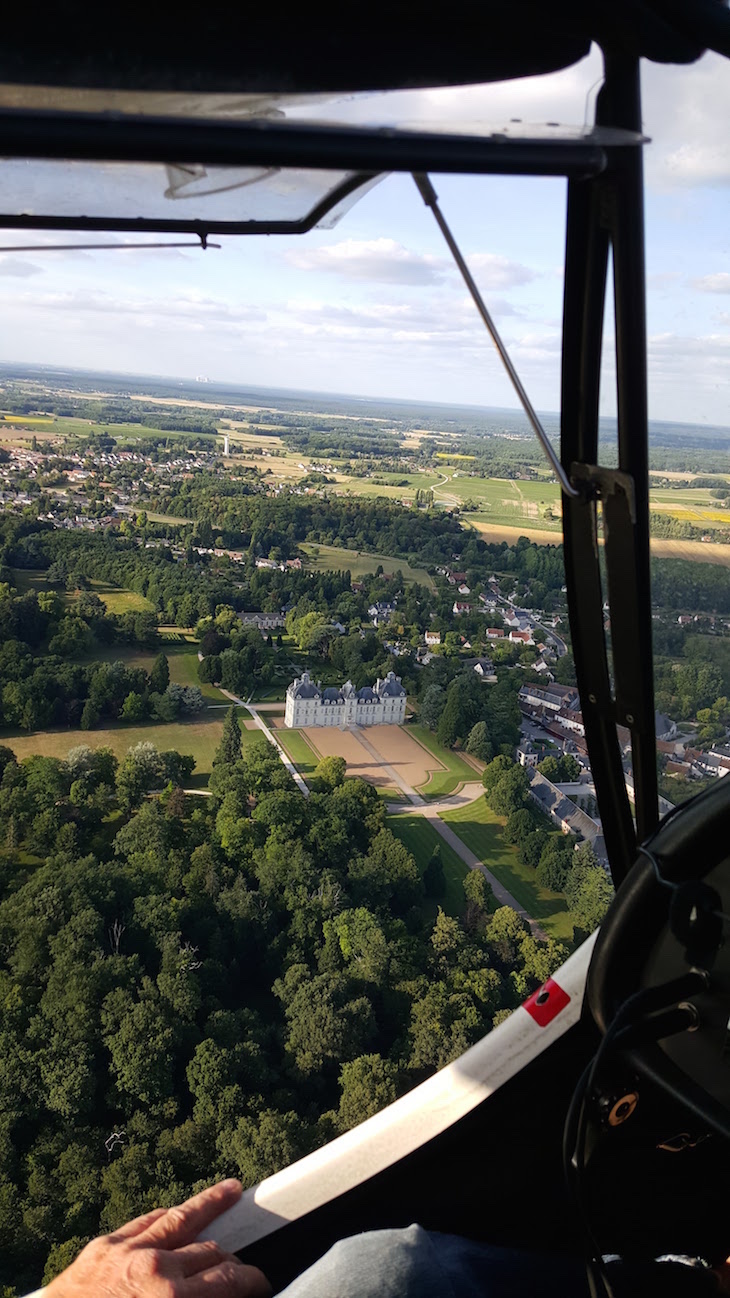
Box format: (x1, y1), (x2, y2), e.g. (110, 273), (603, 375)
(44, 1178), (271, 1298)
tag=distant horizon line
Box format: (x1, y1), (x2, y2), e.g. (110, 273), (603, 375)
(0, 358), (728, 434)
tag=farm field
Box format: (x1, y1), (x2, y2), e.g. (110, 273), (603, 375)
(440, 798), (574, 943)
(469, 519), (562, 546)
(387, 813), (468, 919)
(404, 724), (483, 798)
(300, 543), (435, 589)
(468, 520), (730, 565)
(334, 471), (443, 501)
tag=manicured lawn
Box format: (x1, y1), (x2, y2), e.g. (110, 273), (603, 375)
(387, 813), (468, 919)
(300, 543), (435, 590)
(277, 728), (320, 780)
(405, 724), (482, 798)
(440, 798), (574, 943)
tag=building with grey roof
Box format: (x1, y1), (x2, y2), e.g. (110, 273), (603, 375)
(285, 671), (406, 729)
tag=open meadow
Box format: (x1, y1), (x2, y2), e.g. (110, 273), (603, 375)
(0, 711), (248, 787)
(275, 726), (321, 781)
(79, 641), (222, 703)
(11, 569), (155, 614)
(300, 543), (435, 589)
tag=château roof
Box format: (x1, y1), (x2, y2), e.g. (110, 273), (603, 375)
(287, 669), (406, 704)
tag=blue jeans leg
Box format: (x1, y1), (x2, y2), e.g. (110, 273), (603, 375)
(277, 1225), (590, 1298)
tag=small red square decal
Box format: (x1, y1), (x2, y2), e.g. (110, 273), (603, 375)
(523, 977), (571, 1026)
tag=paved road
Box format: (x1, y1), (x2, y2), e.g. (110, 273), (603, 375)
(386, 782), (484, 815)
(218, 689), (311, 798)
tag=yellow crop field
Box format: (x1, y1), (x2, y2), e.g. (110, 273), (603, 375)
(651, 507), (730, 525)
(2, 415), (54, 425)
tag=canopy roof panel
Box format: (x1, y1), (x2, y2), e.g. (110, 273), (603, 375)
(0, 159), (380, 235)
(1, 1), (727, 99)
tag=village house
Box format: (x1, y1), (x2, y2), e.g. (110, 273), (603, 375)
(239, 611), (286, 631)
(519, 683), (579, 714)
(516, 741), (539, 768)
(467, 657), (495, 681)
(368, 602), (395, 627)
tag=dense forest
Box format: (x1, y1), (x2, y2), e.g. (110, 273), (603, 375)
(0, 719), (570, 1294)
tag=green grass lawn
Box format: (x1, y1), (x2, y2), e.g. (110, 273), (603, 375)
(440, 798), (574, 943)
(250, 683), (289, 702)
(0, 713), (234, 786)
(300, 543), (435, 590)
(387, 813), (468, 919)
(89, 580), (154, 614)
(405, 724), (482, 798)
(11, 569), (154, 614)
(2, 713), (265, 788)
(276, 728), (320, 780)
(81, 643), (221, 703)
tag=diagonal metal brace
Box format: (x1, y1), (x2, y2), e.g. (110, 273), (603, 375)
(413, 172), (579, 498)
(571, 463), (659, 844)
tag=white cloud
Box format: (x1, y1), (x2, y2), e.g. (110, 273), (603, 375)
(6, 287), (266, 330)
(467, 253), (538, 289)
(286, 238), (445, 285)
(693, 273), (730, 295)
(0, 257), (43, 278)
(642, 52), (730, 189)
(285, 237), (538, 298)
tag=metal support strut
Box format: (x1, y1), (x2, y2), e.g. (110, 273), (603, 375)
(413, 172), (579, 499)
(561, 55), (659, 885)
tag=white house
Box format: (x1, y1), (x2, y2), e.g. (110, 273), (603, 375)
(285, 671), (407, 729)
(425, 631), (441, 646)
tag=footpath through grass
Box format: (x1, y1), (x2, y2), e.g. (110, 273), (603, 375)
(440, 798), (574, 943)
(405, 724), (481, 799)
(387, 813), (468, 920)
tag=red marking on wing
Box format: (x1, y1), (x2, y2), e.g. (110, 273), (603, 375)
(522, 977), (571, 1026)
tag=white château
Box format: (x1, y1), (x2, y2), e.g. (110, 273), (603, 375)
(285, 671), (407, 729)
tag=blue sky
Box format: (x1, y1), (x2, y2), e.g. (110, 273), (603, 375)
(0, 46), (728, 426)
